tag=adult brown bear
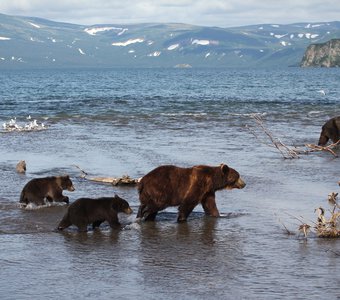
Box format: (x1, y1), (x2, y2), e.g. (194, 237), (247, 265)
(20, 175), (75, 206)
(318, 116), (340, 146)
(57, 195), (133, 232)
(137, 164), (246, 222)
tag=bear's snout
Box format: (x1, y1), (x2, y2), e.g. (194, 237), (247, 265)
(68, 185), (75, 192)
(225, 177), (246, 190)
(235, 177), (246, 189)
(125, 207), (133, 215)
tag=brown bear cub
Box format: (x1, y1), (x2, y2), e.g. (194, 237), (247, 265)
(137, 163), (246, 222)
(57, 195), (133, 232)
(318, 116), (340, 146)
(20, 175), (75, 206)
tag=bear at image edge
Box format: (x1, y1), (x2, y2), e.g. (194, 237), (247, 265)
(318, 116), (340, 146)
(57, 195), (133, 232)
(19, 175), (75, 206)
(137, 164), (246, 222)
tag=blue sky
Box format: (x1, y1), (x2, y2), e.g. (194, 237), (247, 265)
(0, 0), (339, 27)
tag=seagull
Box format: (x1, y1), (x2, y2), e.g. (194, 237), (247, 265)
(317, 89), (326, 96)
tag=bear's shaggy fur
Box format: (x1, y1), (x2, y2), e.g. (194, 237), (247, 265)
(20, 175), (75, 206)
(318, 116), (340, 146)
(137, 164), (246, 222)
(57, 195), (133, 232)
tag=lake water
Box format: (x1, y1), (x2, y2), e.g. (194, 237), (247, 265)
(0, 68), (340, 299)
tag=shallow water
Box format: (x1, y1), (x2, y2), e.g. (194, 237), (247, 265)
(0, 68), (340, 299)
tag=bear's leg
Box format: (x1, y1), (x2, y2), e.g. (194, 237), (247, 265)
(144, 210), (158, 221)
(137, 204), (147, 218)
(33, 196), (46, 206)
(107, 210), (121, 228)
(201, 195), (220, 217)
(92, 220), (104, 229)
(76, 223), (88, 232)
(52, 190), (69, 204)
(137, 204), (158, 221)
(140, 205), (159, 221)
(177, 202), (197, 222)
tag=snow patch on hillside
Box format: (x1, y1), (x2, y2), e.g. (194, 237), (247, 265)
(112, 38), (144, 46)
(298, 33), (319, 39)
(280, 41), (291, 46)
(118, 28), (128, 36)
(28, 22), (41, 28)
(168, 44), (179, 50)
(192, 39), (210, 46)
(0, 36), (11, 40)
(148, 51), (161, 57)
(85, 27), (127, 35)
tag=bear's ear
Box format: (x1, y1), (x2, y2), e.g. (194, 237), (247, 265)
(220, 164), (229, 174)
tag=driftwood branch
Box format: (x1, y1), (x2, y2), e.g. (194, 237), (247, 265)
(73, 165), (140, 186)
(246, 114), (339, 158)
(304, 140), (340, 158)
(246, 115), (299, 159)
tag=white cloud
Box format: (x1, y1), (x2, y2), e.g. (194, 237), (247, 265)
(0, 0), (339, 28)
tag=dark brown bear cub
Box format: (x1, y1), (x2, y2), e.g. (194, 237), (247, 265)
(57, 195), (133, 232)
(20, 175), (75, 206)
(318, 116), (340, 146)
(137, 163), (246, 222)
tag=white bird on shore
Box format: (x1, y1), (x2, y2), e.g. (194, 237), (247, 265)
(317, 89), (326, 96)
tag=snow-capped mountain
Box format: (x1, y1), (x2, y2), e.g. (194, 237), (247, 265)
(0, 13), (339, 68)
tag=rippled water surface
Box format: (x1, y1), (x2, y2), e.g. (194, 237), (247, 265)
(0, 68), (340, 299)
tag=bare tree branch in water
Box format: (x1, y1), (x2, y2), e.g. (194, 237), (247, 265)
(246, 114), (339, 158)
(304, 141), (340, 158)
(246, 114), (299, 159)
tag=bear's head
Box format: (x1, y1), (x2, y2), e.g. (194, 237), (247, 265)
(220, 164), (246, 190)
(318, 117), (340, 146)
(112, 195), (133, 214)
(58, 175), (75, 192)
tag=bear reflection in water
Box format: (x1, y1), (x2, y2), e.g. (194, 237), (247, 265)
(57, 195), (133, 232)
(19, 175), (75, 207)
(137, 164), (246, 222)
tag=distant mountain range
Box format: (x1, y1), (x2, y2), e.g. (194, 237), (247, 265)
(0, 13), (340, 69)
